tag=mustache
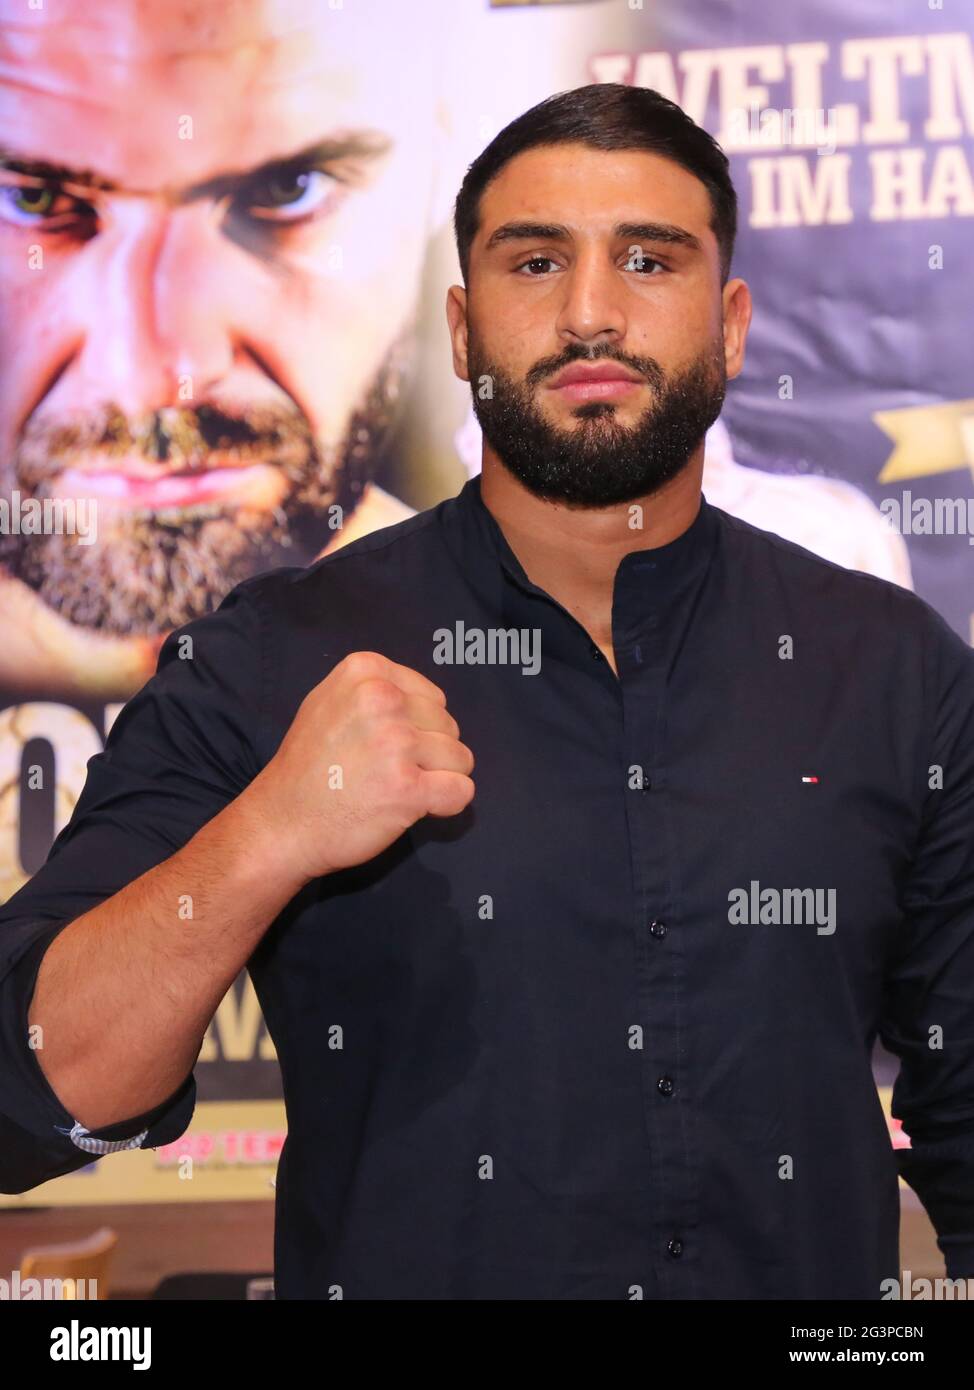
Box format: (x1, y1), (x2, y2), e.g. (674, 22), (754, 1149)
(14, 401), (316, 486)
(526, 345), (667, 392)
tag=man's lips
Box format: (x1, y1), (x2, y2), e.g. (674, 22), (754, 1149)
(52, 460), (282, 510)
(546, 362), (644, 402)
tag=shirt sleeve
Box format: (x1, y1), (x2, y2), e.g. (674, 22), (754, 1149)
(0, 576), (267, 1194)
(880, 608), (974, 1279)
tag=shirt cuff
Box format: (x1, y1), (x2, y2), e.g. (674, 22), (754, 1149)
(1, 922), (196, 1188)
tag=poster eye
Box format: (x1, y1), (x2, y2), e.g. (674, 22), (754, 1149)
(0, 183), (86, 228)
(243, 168), (334, 222)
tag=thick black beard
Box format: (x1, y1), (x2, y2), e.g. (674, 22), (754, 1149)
(0, 335), (413, 637)
(468, 337), (726, 508)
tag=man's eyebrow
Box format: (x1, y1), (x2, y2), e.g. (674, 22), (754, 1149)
(0, 132), (393, 200)
(484, 220), (703, 255)
(189, 132), (393, 203)
(0, 146), (117, 191)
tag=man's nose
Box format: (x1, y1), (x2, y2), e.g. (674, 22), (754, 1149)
(555, 248), (629, 347)
(72, 202), (238, 418)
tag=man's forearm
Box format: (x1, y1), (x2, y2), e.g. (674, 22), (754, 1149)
(26, 780), (308, 1131)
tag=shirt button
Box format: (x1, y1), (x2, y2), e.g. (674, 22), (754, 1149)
(667, 1238), (684, 1258)
(639, 774), (652, 792)
(657, 1076), (675, 1097)
(589, 644), (605, 661)
(649, 920), (667, 939)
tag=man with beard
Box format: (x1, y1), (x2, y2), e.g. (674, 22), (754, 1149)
(2, 85), (973, 1301)
(0, 0), (448, 697)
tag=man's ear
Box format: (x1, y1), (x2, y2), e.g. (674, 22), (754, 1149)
(722, 278), (752, 380)
(445, 284), (470, 383)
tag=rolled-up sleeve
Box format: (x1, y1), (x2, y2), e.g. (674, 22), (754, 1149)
(0, 577), (267, 1194)
(880, 612), (974, 1279)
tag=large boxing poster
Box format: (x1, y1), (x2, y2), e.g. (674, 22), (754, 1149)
(0, 0), (970, 1204)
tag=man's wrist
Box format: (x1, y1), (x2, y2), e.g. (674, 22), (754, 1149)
(229, 776), (322, 895)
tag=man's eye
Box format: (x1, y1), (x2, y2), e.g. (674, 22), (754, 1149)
(240, 168), (335, 223)
(624, 251), (664, 273)
(516, 256), (559, 276)
(0, 182), (93, 230)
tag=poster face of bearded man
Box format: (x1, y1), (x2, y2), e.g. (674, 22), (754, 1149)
(0, 0), (449, 697)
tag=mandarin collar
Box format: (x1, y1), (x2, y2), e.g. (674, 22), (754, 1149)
(444, 472), (720, 605)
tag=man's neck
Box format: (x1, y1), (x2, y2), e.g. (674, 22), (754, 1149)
(478, 448), (705, 675)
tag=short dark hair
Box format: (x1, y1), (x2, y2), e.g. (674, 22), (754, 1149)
(453, 83), (737, 287)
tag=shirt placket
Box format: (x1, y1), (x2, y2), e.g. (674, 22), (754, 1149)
(616, 554), (700, 1297)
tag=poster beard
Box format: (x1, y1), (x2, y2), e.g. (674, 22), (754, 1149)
(0, 332), (412, 638)
(467, 330), (727, 508)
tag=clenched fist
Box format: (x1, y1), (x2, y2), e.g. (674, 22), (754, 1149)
(244, 650), (475, 884)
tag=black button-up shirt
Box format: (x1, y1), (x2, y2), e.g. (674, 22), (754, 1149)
(2, 475), (974, 1300)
